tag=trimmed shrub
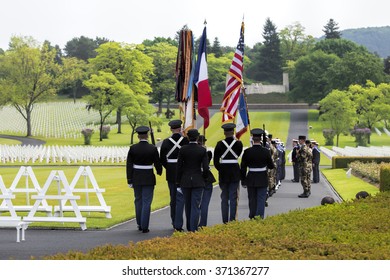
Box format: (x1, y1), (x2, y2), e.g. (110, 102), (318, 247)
(323, 129), (336, 146)
(380, 164), (390, 192)
(332, 156), (390, 169)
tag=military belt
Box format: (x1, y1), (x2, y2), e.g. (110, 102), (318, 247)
(220, 159), (238, 164)
(248, 167), (267, 172)
(133, 164), (153, 169)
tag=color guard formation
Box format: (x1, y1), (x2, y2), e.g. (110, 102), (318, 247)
(126, 120), (320, 233)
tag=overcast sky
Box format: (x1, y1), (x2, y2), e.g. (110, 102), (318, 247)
(1, 0), (389, 50)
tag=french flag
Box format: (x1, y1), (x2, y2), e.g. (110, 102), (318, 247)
(194, 26), (212, 129)
(235, 91), (249, 139)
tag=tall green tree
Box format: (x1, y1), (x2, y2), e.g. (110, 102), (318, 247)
(83, 72), (134, 141)
(0, 36), (60, 136)
(314, 38), (367, 58)
(124, 94), (162, 144)
(257, 18), (283, 83)
(323, 19), (342, 39)
(348, 81), (386, 144)
(319, 89), (356, 146)
(145, 42), (177, 116)
(89, 42), (153, 133)
(326, 51), (386, 90)
(211, 37), (223, 58)
(64, 36), (109, 61)
(290, 50), (339, 104)
(279, 22), (315, 63)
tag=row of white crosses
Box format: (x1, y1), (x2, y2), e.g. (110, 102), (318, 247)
(0, 145), (128, 164)
(0, 166), (111, 242)
(331, 146), (390, 157)
(0, 102), (120, 138)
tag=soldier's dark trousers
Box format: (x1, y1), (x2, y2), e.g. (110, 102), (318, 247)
(133, 185), (154, 231)
(199, 183), (213, 227)
(219, 181), (239, 223)
(167, 181), (177, 225)
(182, 187), (204, 232)
(247, 186), (268, 219)
(173, 187), (185, 230)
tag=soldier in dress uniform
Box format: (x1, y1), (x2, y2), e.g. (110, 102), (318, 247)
(197, 135), (216, 228)
(240, 129), (274, 219)
(159, 119), (189, 230)
(213, 123), (243, 224)
(126, 126), (162, 233)
(311, 141), (321, 183)
(176, 129), (209, 232)
(296, 136), (313, 198)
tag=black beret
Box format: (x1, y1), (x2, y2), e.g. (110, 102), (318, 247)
(268, 134), (273, 138)
(187, 129), (200, 139)
(298, 135), (306, 140)
(168, 119), (182, 129)
(221, 123), (236, 131)
(250, 128), (264, 137)
(135, 126), (149, 134)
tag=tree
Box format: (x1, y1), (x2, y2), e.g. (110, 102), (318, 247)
(58, 57), (89, 103)
(0, 36), (60, 136)
(64, 36), (109, 61)
(145, 42), (177, 115)
(323, 19), (341, 39)
(290, 50), (339, 104)
(314, 38), (367, 58)
(319, 89), (356, 146)
(384, 56), (390, 75)
(326, 51), (386, 90)
(211, 37), (223, 58)
(83, 72), (133, 141)
(124, 94), (162, 144)
(348, 81), (386, 144)
(256, 18), (283, 83)
(89, 42), (154, 133)
(279, 22), (315, 63)
(208, 53), (238, 93)
(142, 37), (177, 47)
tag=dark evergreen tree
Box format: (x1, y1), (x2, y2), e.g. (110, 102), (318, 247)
(64, 36), (109, 61)
(323, 19), (342, 39)
(384, 56), (390, 75)
(211, 37), (223, 57)
(256, 18), (282, 84)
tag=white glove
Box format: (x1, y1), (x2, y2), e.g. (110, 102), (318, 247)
(128, 184), (133, 188)
(176, 187), (183, 194)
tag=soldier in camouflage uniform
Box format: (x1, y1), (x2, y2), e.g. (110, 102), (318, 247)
(296, 136), (313, 198)
(267, 135), (278, 197)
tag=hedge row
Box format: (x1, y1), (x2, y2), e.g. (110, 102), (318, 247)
(332, 156), (390, 168)
(47, 192), (390, 260)
(380, 164), (390, 192)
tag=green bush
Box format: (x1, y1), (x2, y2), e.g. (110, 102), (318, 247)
(380, 164), (390, 192)
(47, 192), (390, 260)
(332, 156), (390, 168)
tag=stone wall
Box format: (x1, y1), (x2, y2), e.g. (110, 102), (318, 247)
(246, 73), (289, 94)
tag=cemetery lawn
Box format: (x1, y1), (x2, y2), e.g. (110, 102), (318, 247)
(321, 168), (380, 201)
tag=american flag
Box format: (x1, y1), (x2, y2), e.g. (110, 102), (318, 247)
(221, 21), (245, 123)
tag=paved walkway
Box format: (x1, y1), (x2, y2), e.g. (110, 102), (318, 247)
(0, 134), (46, 146)
(0, 109), (340, 260)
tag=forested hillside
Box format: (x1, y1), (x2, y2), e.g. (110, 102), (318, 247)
(340, 26), (390, 58)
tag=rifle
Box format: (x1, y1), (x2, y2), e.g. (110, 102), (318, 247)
(149, 121), (156, 146)
(263, 124), (267, 147)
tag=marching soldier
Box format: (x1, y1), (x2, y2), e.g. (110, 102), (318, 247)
(176, 129), (209, 232)
(159, 119), (189, 230)
(214, 123), (243, 224)
(197, 135), (216, 227)
(296, 136), (313, 198)
(240, 129), (274, 219)
(126, 126), (162, 233)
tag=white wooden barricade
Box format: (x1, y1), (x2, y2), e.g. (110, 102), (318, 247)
(54, 166), (111, 218)
(23, 170), (87, 230)
(0, 166), (52, 216)
(0, 176), (27, 242)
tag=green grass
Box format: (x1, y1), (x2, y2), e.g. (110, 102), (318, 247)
(321, 168), (380, 201)
(0, 138), (21, 145)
